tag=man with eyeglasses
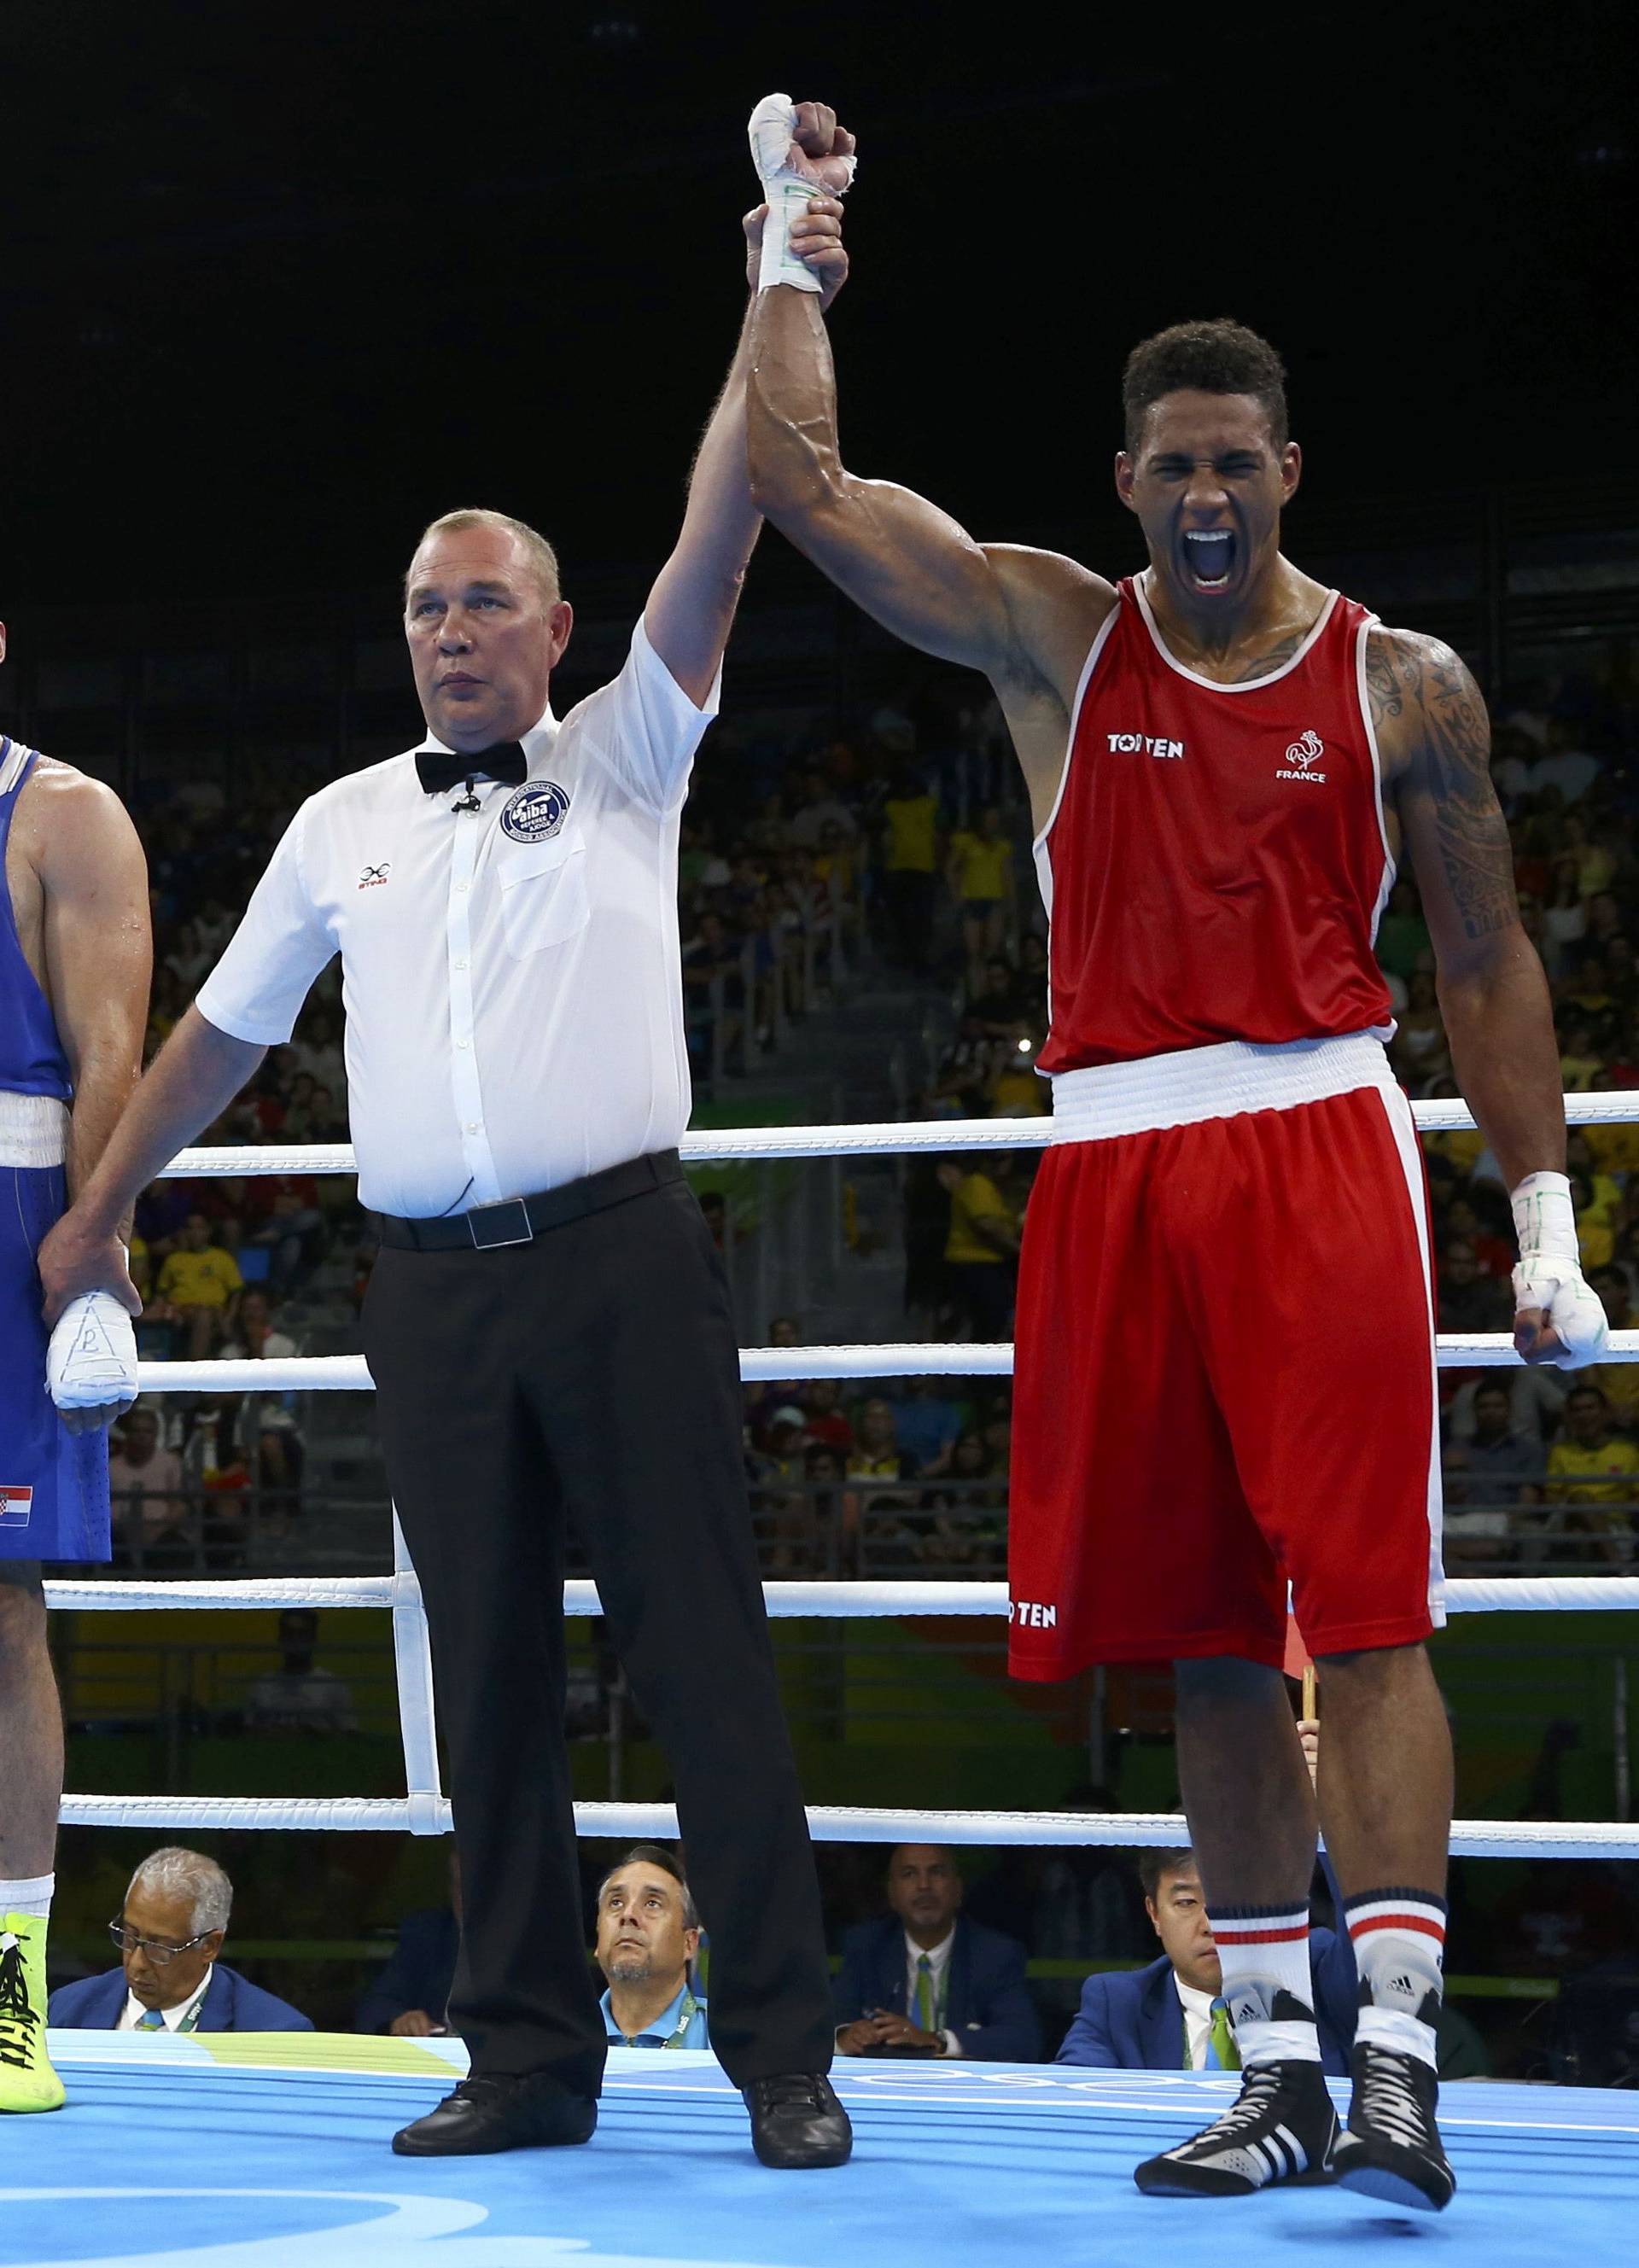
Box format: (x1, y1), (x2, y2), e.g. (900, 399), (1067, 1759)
(48, 1846), (310, 2032)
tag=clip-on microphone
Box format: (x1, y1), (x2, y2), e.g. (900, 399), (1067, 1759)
(452, 778), (482, 813)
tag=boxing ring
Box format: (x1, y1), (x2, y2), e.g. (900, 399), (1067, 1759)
(31, 1094), (1639, 2268)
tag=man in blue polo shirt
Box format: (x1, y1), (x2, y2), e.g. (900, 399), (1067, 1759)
(595, 1845), (709, 2052)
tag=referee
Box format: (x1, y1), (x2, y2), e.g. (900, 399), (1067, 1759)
(40, 188), (854, 2172)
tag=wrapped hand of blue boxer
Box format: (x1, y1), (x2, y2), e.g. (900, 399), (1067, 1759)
(46, 1289), (140, 1426)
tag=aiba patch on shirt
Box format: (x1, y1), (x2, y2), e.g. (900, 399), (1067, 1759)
(499, 780), (571, 842)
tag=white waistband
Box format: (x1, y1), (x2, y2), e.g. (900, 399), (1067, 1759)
(1047, 1033), (1394, 1142)
(0, 1089), (69, 1169)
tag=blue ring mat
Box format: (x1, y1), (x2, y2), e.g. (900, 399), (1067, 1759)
(8, 2031), (1636, 2267)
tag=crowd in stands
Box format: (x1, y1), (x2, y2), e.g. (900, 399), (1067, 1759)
(1410, 680), (1639, 1571)
(102, 653), (1639, 1584)
(741, 1345), (1013, 1576)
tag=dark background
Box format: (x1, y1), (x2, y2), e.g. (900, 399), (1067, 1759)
(4, 0), (1634, 607)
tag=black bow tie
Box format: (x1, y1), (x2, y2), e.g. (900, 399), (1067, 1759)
(415, 743), (529, 796)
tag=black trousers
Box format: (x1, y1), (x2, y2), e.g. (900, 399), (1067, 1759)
(363, 1159), (835, 2095)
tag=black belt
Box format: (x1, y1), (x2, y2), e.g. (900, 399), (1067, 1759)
(378, 1151), (683, 1252)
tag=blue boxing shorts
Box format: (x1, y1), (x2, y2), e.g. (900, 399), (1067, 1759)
(1, 1094), (109, 1563)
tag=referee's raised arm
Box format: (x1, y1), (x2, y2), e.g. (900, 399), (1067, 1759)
(642, 165), (849, 705)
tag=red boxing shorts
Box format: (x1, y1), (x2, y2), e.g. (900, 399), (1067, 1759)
(1007, 1034), (1443, 1680)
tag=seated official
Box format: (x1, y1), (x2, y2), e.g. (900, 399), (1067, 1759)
(357, 1850), (461, 2037)
(834, 1842), (1040, 2062)
(49, 1846), (311, 2033)
(1056, 1844), (1356, 2075)
(596, 1845), (709, 2050)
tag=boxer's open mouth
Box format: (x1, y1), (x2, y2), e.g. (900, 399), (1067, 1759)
(1181, 528), (1236, 591)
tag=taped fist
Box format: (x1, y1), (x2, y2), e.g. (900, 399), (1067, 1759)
(747, 94), (857, 297)
(748, 94), (858, 200)
(47, 1290), (140, 1433)
(1511, 1169), (1611, 1369)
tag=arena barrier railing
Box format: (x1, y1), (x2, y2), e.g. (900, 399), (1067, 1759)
(61, 1095), (1639, 1858)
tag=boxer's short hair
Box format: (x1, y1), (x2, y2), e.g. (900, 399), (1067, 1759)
(1122, 320), (1289, 453)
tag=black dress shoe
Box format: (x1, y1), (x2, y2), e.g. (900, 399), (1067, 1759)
(742, 2072), (852, 2169)
(393, 2073), (598, 2157)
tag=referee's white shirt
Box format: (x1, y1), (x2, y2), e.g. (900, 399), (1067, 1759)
(196, 617), (719, 1218)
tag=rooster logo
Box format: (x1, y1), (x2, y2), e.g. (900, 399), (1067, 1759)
(1284, 729), (1326, 769)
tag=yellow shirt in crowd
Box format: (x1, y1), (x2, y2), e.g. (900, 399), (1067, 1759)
(884, 796), (939, 875)
(1423, 1129), (1485, 1177)
(989, 1061), (1048, 1117)
(1545, 1436), (1639, 1507)
(948, 833), (1013, 902)
(157, 1245), (244, 1310)
(1584, 1123), (1639, 1175)
(1578, 1365), (1639, 1433)
(945, 1172), (1015, 1267)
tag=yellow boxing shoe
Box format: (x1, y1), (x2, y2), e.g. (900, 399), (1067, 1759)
(0, 1916), (64, 2112)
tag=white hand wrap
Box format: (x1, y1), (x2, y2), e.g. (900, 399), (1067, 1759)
(47, 1290), (140, 1415)
(748, 92), (855, 294)
(1511, 1169), (1610, 1368)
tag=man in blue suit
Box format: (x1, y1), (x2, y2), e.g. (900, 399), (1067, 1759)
(1057, 1845), (1355, 2074)
(50, 1846), (310, 2033)
(835, 1843), (1040, 2062)
(357, 1851), (461, 2036)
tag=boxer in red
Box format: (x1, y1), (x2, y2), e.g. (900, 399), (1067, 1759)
(744, 100), (1607, 2213)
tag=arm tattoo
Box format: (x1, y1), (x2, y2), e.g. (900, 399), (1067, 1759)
(1372, 628), (1516, 942)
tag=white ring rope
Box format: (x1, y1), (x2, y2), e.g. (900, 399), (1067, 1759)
(44, 1576), (1639, 1618)
(155, 1087), (1639, 1176)
(51, 1794), (1639, 1862)
(92, 1102), (1639, 1865)
(126, 1332), (1639, 1396)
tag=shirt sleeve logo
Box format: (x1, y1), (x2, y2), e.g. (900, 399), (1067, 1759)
(499, 781), (572, 842)
(358, 862), (391, 889)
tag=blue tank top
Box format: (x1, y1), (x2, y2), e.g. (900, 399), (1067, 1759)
(0, 739), (73, 1099)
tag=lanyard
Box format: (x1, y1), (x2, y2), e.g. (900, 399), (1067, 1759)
(661, 1989), (701, 2050)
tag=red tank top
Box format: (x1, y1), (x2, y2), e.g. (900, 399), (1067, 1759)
(1034, 576), (1395, 1073)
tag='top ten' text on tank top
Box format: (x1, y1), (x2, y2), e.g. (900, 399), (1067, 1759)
(1034, 577), (1397, 1074)
(0, 739), (73, 1100)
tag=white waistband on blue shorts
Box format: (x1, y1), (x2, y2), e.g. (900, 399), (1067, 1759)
(1047, 1032), (1395, 1144)
(0, 1089), (70, 1169)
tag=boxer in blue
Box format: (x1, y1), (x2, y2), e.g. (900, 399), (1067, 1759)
(0, 697), (148, 2110)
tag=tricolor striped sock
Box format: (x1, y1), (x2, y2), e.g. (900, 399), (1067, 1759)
(1210, 1904), (1320, 2067)
(1343, 1887), (1446, 2070)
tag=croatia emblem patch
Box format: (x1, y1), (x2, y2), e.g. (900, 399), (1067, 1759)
(0, 1487), (33, 1531)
